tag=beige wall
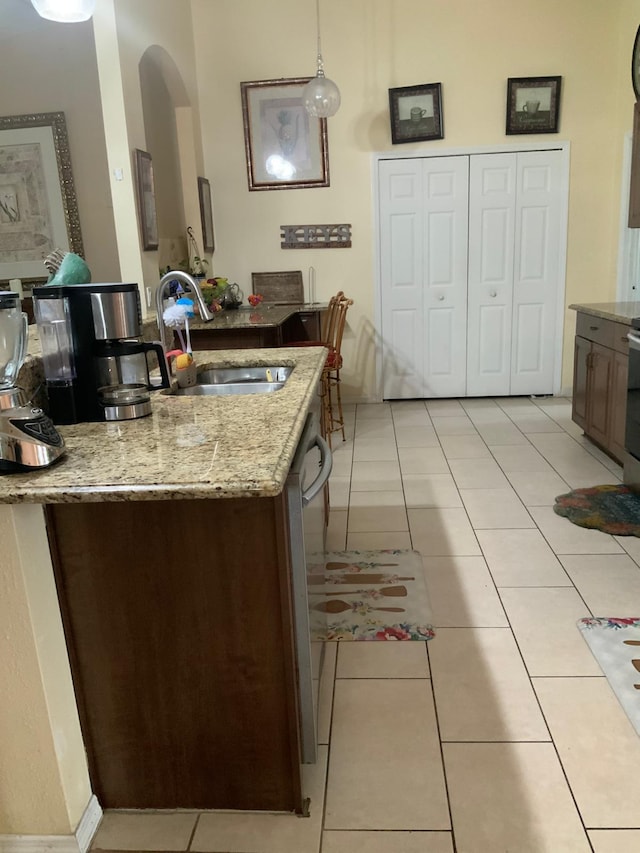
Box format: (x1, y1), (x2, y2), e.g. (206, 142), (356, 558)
(192, 0), (637, 398)
(0, 506), (91, 835)
(93, 0), (207, 294)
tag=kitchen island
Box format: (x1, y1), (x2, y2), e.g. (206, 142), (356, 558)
(167, 302), (326, 350)
(0, 346), (327, 815)
(569, 302), (639, 463)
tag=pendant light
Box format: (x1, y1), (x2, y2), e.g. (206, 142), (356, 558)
(30, 0), (96, 23)
(302, 0), (341, 118)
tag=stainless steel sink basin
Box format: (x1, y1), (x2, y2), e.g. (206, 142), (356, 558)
(170, 365), (292, 397)
(173, 381), (285, 397)
(196, 366), (292, 385)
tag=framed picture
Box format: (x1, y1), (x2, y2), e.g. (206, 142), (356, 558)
(198, 177), (214, 252)
(0, 111), (84, 284)
(506, 76), (562, 135)
(134, 148), (158, 250)
(388, 82), (444, 144)
(240, 77), (329, 191)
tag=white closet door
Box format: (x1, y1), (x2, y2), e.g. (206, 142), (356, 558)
(379, 159), (426, 399)
(421, 156), (469, 398)
(467, 153), (516, 396)
(379, 156), (469, 399)
(511, 149), (562, 395)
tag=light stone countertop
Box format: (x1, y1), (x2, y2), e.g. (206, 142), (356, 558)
(2, 345), (327, 505)
(569, 302), (640, 325)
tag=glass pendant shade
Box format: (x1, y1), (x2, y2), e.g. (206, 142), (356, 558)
(303, 72), (341, 118)
(30, 0), (96, 22)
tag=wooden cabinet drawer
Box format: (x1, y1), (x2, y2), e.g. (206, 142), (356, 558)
(612, 322), (631, 355)
(576, 313), (615, 349)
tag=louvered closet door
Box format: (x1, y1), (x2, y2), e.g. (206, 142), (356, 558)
(467, 153), (516, 396)
(379, 156), (469, 399)
(510, 149), (562, 395)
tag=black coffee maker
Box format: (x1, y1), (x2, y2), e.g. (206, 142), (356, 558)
(33, 282), (170, 424)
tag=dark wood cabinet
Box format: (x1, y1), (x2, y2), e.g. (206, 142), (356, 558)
(588, 341), (613, 448)
(572, 334), (590, 429)
(184, 306), (323, 351)
(571, 312), (629, 463)
(611, 350), (629, 461)
(45, 495), (306, 813)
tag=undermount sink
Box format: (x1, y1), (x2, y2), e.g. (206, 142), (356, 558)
(170, 365), (292, 397)
(196, 366), (292, 385)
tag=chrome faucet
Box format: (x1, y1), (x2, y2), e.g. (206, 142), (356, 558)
(156, 270), (214, 352)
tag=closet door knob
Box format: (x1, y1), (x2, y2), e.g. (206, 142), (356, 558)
(438, 294), (445, 301)
(490, 290), (497, 298)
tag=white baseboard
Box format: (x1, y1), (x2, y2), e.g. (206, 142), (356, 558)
(75, 796), (102, 853)
(0, 795), (102, 853)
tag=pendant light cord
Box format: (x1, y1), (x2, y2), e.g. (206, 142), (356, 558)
(315, 0), (325, 76)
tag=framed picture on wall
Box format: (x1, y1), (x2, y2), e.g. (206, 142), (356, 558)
(134, 148), (158, 250)
(506, 76), (562, 134)
(0, 111), (84, 283)
(388, 82), (444, 144)
(198, 177), (214, 252)
(240, 77), (329, 191)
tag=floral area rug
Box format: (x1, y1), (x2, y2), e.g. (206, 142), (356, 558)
(553, 484), (640, 536)
(578, 618), (640, 736)
(309, 549), (435, 642)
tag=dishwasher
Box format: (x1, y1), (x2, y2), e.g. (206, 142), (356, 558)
(285, 412), (332, 763)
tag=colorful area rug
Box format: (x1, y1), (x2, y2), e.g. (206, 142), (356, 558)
(553, 484), (640, 536)
(309, 549), (435, 641)
(578, 617), (640, 736)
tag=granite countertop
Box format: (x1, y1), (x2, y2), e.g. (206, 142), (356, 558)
(2, 345), (327, 505)
(569, 302), (640, 324)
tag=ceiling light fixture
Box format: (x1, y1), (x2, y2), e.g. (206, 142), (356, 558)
(30, 0), (96, 23)
(302, 0), (340, 118)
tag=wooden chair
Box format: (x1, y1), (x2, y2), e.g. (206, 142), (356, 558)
(251, 271), (303, 304)
(287, 290), (352, 444)
(321, 294), (353, 445)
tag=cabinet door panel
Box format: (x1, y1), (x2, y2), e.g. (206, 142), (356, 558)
(572, 335), (589, 429)
(610, 350), (629, 462)
(588, 342), (613, 448)
(511, 150), (563, 395)
(467, 153), (515, 396)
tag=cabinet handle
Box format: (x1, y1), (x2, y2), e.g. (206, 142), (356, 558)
(589, 325), (599, 331)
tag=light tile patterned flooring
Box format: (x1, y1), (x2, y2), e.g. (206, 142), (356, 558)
(92, 396), (640, 853)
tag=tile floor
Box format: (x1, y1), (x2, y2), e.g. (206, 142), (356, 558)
(92, 396), (640, 853)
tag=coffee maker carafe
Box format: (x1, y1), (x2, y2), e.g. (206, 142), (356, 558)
(0, 291), (65, 471)
(32, 282), (170, 424)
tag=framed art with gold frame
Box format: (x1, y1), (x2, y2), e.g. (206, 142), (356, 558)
(240, 77), (329, 191)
